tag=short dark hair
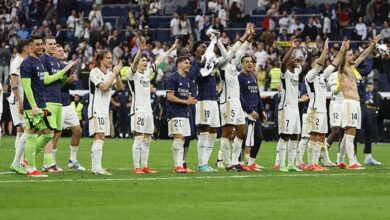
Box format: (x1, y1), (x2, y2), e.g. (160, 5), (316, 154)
(177, 47), (191, 57)
(241, 54), (253, 64)
(29, 34), (43, 42)
(16, 39), (31, 54)
(176, 56), (191, 65)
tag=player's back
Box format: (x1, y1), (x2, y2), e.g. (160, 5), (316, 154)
(220, 63), (240, 103)
(306, 73), (327, 112)
(278, 66), (301, 110)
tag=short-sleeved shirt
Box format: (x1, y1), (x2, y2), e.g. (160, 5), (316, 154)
(59, 62), (76, 106)
(10, 54), (23, 98)
(20, 55), (47, 110)
(127, 63), (155, 115)
(166, 71), (192, 119)
(88, 67), (115, 118)
(278, 65), (302, 110)
(40, 53), (63, 103)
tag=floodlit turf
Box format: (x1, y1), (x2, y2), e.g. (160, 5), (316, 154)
(0, 136), (389, 220)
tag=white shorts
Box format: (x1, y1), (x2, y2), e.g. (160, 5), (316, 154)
(329, 100), (342, 128)
(307, 108), (328, 134)
(195, 100), (221, 128)
(131, 112), (154, 134)
(168, 117), (191, 137)
(220, 100), (246, 126)
(301, 114), (310, 138)
(62, 105), (80, 129)
(278, 106), (301, 135)
(9, 101), (24, 126)
(341, 99), (361, 129)
(89, 116), (110, 136)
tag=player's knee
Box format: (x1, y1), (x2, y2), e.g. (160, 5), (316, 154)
(280, 133), (289, 141)
(333, 126), (341, 134)
(72, 126), (82, 137)
(290, 134), (299, 141)
(95, 133), (105, 141)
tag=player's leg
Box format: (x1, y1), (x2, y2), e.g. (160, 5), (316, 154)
(42, 103), (61, 172)
(10, 126), (27, 174)
(195, 101), (210, 170)
(139, 112), (157, 173)
(296, 136), (309, 169)
(90, 116), (111, 175)
(286, 133), (300, 171)
(68, 125), (85, 170)
(362, 106), (381, 165)
(229, 124), (246, 171)
(277, 133), (289, 172)
(169, 117), (186, 173)
(326, 126), (341, 149)
(220, 125), (233, 169)
(248, 119), (263, 171)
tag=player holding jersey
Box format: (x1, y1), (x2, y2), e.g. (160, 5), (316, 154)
(53, 44), (85, 171)
(21, 34), (77, 177)
(276, 39), (311, 172)
(9, 39), (30, 174)
(166, 56), (197, 173)
(129, 39), (179, 174)
(88, 50), (124, 175)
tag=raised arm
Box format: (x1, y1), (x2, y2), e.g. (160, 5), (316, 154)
(338, 41), (349, 75)
(306, 39), (329, 82)
(354, 34), (381, 67)
(113, 61), (124, 90)
(155, 39), (180, 67)
(130, 38), (147, 73)
(44, 60), (78, 85)
(281, 39), (299, 72)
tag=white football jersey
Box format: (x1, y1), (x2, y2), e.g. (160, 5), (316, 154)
(278, 65), (302, 110)
(305, 66), (327, 112)
(327, 71), (344, 103)
(128, 62), (155, 114)
(88, 67), (116, 118)
(9, 55), (24, 103)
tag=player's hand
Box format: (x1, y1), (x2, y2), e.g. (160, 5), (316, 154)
(322, 38), (329, 55)
(187, 96), (197, 105)
(140, 38), (148, 51)
(340, 40), (347, 52)
(67, 74), (78, 83)
(373, 34), (381, 44)
(113, 60), (123, 75)
(291, 39), (300, 48)
(300, 94), (309, 102)
(250, 111), (259, 120)
(172, 38), (181, 50)
(63, 60), (79, 74)
(305, 40), (313, 52)
(249, 23), (256, 36)
(32, 106), (40, 116)
(262, 111), (268, 122)
(345, 40), (350, 50)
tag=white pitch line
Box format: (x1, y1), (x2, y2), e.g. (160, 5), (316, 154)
(0, 172), (389, 184)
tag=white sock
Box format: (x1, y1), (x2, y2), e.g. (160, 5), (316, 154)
(315, 142), (323, 164)
(172, 139), (184, 167)
(231, 137), (243, 165)
(12, 132), (26, 166)
(277, 139), (287, 167)
(217, 150), (223, 161)
(287, 140), (298, 167)
(337, 135), (347, 164)
(203, 133), (216, 166)
(307, 140), (316, 165)
(132, 136), (143, 168)
(248, 157), (256, 165)
(52, 148), (58, 165)
(345, 135), (356, 165)
(321, 143), (332, 164)
(220, 137), (231, 167)
(364, 153), (372, 161)
(15, 132), (22, 149)
(197, 132), (209, 166)
(91, 140), (104, 171)
(70, 145), (79, 162)
(141, 137), (151, 168)
(296, 138), (308, 164)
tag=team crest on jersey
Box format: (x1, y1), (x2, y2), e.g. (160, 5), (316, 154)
(140, 79), (150, 87)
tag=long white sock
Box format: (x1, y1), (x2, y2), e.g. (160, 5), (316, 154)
(231, 137), (243, 165)
(12, 132), (26, 166)
(132, 136), (143, 168)
(197, 132), (209, 166)
(52, 148), (58, 165)
(70, 145), (79, 162)
(337, 135), (347, 164)
(287, 140), (298, 167)
(172, 139), (184, 167)
(220, 137), (231, 167)
(277, 139), (287, 167)
(91, 140), (104, 171)
(307, 140), (316, 165)
(15, 132), (22, 149)
(141, 137), (151, 168)
(345, 135), (356, 165)
(203, 133), (216, 166)
(315, 142), (323, 164)
(296, 138), (308, 164)
(217, 150), (223, 161)
(321, 142), (333, 163)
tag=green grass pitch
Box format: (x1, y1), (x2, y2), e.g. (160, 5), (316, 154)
(0, 136), (389, 220)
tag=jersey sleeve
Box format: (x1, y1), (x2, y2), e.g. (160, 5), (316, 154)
(89, 69), (104, 87)
(20, 60), (32, 79)
(10, 59), (20, 76)
(166, 75), (176, 92)
(145, 62), (157, 79)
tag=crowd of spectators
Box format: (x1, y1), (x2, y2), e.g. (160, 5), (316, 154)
(0, 0), (389, 138)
